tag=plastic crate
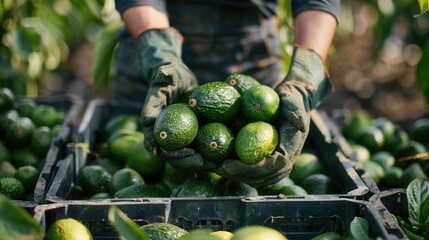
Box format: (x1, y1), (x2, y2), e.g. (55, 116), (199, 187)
(45, 99), (368, 202)
(9, 94), (84, 212)
(34, 197), (399, 240)
(369, 188), (408, 239)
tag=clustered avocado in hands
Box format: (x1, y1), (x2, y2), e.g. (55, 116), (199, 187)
(152, 74), (281, 165)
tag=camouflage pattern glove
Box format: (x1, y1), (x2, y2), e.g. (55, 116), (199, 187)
(215, 47), (332, 187)
(134, 28), (198, 155)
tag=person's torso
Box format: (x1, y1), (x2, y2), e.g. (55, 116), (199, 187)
(166, 0), (283, 86)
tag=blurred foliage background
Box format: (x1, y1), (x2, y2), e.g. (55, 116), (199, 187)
(0, 0), (428, 126)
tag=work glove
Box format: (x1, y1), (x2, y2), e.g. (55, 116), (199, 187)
(134, 28), (198, 155)
(215, 46), (332, 186)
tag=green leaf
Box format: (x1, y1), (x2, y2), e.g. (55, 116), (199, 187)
(177, 229), (221, 240)
(407, 178), (429, 226)
(92, 20), (122, 91)
(404, 227), (426, 240)
(349, 217), (372, 240)
(414, 0), (429, 17)
(0, 196), (44, 240)
(422, 198), (429, 227)
(416, 39), (429, 106)
(108, 206), (149, 240)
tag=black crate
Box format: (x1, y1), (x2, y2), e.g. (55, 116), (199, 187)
(369, 188), (408, 239)
(9, 94), (84, 212)
(34, 197), (399, 240)
(34, 199), (170, 239)
(45, 99), (368, 202)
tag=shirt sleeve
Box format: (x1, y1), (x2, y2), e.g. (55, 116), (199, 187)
(115, 0), (167, 14)
(291, 0), (340, 23)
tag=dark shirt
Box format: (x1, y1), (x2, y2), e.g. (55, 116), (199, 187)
(115, 0), (340, 22)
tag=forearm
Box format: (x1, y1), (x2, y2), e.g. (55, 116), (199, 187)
(122, 5), (169, 39)
(294, 10), (337, 62)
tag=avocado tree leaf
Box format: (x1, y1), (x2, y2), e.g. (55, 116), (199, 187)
(0, 196), (44, 240)
(108, 206), (149, 240)
(414, 0), (429, 17)
(407, 178), (429, 226)
(422, 198), (429, 227)
(349, 217), (372, 240)
(416, 39), (429, 106)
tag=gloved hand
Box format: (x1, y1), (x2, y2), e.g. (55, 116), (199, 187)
(134, 28), (198, 156)
(215, 46), (332, 187)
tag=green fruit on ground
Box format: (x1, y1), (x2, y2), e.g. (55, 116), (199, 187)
(55, 111), (67, 125)
(114, 184), (168, 198)
(289, 153), (325, 184)
(224, 73), (260, 95)
(350, 144), (371, 162)
(0, 88), (14, 112)
(211, 230), (234, 240)
(108, 134), (141, 163)
(362, 161), (385, 185)
(11, 149), (39, 167)
(400, 163), (426, 188)
(162, 163), (195, 190)
(46, 218), (93, 240)
(89, 192), (112, 200)
(14, 98), (36, 118)
(6, 117), (35, 147)
(301, 173), (335, 194)
(385, 126), (409, 155)
(373, 117), (395, 147)
(195, 122), (235, 163)
(355, 126), (385, 153)
(96, 158), (123, 175)
(0, 161), (16, 178)
(140, 223), (187, 240)
(371, 151), (395, 172)
(411, 118), (429, 143)
(282, 184), (309, 196)
(14, 165), (40, 191)
(220, 180), (258, 197)
(78, 165), (112, 195)
(382, 166), (403, 188)
(127, 138), (165, 180)
(311, 231), (343, 240)
(103, 114), (139, 139)
(235, 121), (278, 164)
(241, 85), (280, 123)
(188, 81), (241, 123)
(107, 129), (144, 144)
(110, 168), (144, 194)
(232, 225), (287, 240)
(0, 177), (25, 200)
(0, 109), (19, 134)
(31, 105), (58, 128)
(154, 103), (199, 151)
(0, 141), (10, 162)
(395, 140), (426, 162)
(171, 178), (220, 197)
(257, 176), (295, 195)
(31, 126), (52, 156)
(343, 110), (373, 140)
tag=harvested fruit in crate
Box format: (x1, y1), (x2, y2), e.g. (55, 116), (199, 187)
(341, 110), (429, 189)
(0, 88), (68, 200)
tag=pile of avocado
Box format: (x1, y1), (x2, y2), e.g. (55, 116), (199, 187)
(0, 88), (66, 200)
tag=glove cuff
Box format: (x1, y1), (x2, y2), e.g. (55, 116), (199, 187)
(134, 27), (184, 81)
(288, 46), (333, 109)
